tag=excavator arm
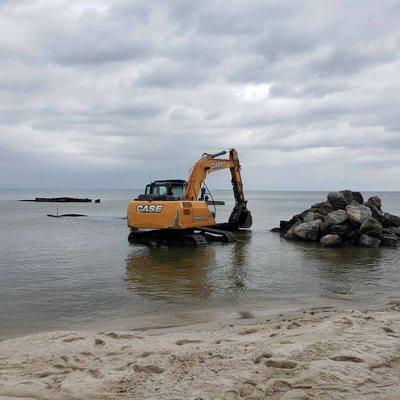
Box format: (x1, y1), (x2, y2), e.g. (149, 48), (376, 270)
(184, 149), (252, 229)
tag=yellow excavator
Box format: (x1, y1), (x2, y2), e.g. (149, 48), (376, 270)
(127, 148), (252, 245)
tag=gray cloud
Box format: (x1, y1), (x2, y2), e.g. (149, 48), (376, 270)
(0, 0), (400, 190)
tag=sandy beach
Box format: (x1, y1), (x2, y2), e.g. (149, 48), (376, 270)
(1, 305), (399, 400)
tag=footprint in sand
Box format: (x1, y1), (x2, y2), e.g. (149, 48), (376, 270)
(94, 338), (105, 346)
(104, 332), (135, 339)
(80, 351), (94, 357)
(383, 326), (394, 333)
(330, 355), (364, 363)
(175, 339), (203, 346)
(239, 381), (256, 397)
(223, 390), (239, 399)
(62, 336), (85, 343)
(238, 327), (258, 335)
(265, 359), (297, 369)
(286, 322), (301, 330)
(88, 368), (103, 379)
(254, 352), (272, 364)
(133, 364), (164, 374)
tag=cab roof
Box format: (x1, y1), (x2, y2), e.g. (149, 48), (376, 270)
(151, 180), (186, 185)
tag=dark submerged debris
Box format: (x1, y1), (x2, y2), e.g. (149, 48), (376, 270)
(20, 197), (93, 202)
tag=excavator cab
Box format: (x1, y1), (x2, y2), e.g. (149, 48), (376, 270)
(137, 180), (186, 201)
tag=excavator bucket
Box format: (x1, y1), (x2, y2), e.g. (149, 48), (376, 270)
(228, 203), (253, 229)
(238, 209), (253, 228)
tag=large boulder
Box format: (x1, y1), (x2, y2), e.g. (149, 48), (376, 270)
(327, 192), (348, 210)
(368, 204), (383, 220)
(292, 220), (322, 241)
(283, 220), (302, 239)
(345, 230), (362, 246)
(352, 192), (364, 204)
(323, 210), (348, 227)
(359, 234), (380, 248)
(293, 209), (313, 221)
(346, 204), (372, 225)
(389, 227), (400, 237)
(340, 190), (354, 205)
(303, 211), (315, 222)
(330, 224), (351, 237)
(380, 234), (398, 248)
(381, 213), (400, 228)
(367, 196), (382, 210)
(320, 234), (342, 247)
(311, 202), (334, 216)
(280, 217), (301, 232)
(360, 217), (383, 238)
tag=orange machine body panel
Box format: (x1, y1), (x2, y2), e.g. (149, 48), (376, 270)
(127, 200), (215, 230)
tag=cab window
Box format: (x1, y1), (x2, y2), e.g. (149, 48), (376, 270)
(171, 185), (184, 197)
(152, 185), (167, 195)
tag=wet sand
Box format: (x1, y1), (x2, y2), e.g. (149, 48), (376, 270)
(1, 306), (400, 400)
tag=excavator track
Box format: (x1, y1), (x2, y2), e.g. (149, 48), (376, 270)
(128, 228), (234, 246)
(197, 227), (236, 243)
(183, 234), (208, 246)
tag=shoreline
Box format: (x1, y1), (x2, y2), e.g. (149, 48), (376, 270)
(1, 305), (400, 399)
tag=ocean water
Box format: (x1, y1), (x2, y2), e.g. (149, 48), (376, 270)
(1, 189), (400, 338)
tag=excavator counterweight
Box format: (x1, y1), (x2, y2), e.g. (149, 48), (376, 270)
(127, 149), (252, 245)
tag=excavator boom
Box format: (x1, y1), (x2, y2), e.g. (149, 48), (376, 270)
(184, 149), (252, 229)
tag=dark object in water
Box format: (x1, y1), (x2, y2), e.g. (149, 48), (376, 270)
(47, 213), (87, 218)
(21, 197), (92, 203)
(95, 199), (101, 203)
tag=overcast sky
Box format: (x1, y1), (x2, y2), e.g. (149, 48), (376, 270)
(1, 0), (399, 190)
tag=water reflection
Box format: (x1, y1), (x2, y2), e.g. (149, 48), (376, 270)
(125, 244), (216, 303)
(124, 233), (253, 303)
(293, 242), (385, 300)
(228, 233), (252, 289)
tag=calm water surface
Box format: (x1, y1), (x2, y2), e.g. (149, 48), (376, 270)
(1, 189), (400, 338)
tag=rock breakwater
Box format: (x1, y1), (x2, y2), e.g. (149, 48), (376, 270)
(274, 191), (400, 248)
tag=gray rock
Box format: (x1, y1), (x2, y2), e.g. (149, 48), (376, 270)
(359, 234), (380, 248)
(314, 212), (326, 221)
(380, 234), (398, 248)
(345, 230), (362, 246)
(320, 234), (342, 247)
(352, 192), (364, 204)
(324, 210), (348, 227)
(327, 192), (348, 210)
(389, 227), (400, 237)
(292, 219), (322, 241)
(340, 190), (354, 205)
(330, 224), (351, 237)
(346, 204), (372, 225)
(284, 220), (301, 240)
(280, 389), (308, 400)
(367, 196), (382, 210)
(381, 213), (400, 228)
(303, 211), (315, 222)
(280, 218), (301, 232)
(368, 204), (383, 220)
(284, 230), (296, 240)
(292, 209), (312, 222)
(311, 201), (335, 216)
(360, 217), (383, 238)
